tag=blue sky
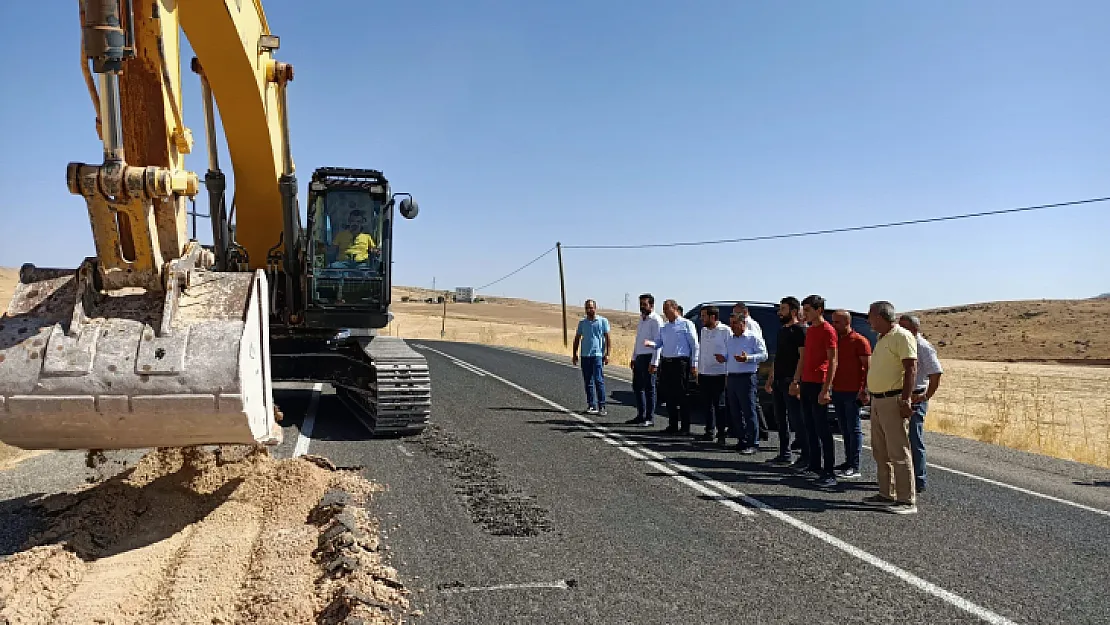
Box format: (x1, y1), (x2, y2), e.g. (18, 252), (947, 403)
(2, 1), (1108, 313)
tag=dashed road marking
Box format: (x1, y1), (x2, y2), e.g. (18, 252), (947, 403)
(397, 444), (414, 458)
(417, 344), (1020, 625)
(500, 343), (1110, 519)
(440, 580), (573, 594)
(419, 345), (756, 517)
(292, 383), (323, 458)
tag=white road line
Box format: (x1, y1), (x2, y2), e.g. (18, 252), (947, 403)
(828, 434), (1110, 519)
(292, 383), (323, 458)
(922, 461), (1110, 518)
(440, 580), (572, 594)
(421, 345), (756, 516)
(499, 343), (1110, 519)
(429, 349), (489, 376)
(493, 346), (637, 383)
(397, 444), (414, 458)
(451, 359), (488, 376)
(420, 345), (1018, 625)
(585, 431), (755, 516)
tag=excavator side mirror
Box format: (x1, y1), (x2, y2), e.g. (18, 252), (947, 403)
(398, 197), (419, 220)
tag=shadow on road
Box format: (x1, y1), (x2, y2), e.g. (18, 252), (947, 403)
(526, 415), (883, 511)
(0, 466), (242, 559)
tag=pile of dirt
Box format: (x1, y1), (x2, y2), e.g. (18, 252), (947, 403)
(0, 446), (411, 624)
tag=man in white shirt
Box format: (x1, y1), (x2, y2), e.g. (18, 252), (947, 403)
(652, 299), (699, 434)
(627, 293), (663, 427)
(899, 314), (944, 493)
(697, 306), (732, 442)
(726, 314), (768, 454)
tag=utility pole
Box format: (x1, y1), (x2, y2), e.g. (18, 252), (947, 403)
(432, 276), (436, 293)
(557, 242), (568, 348)
(624, 292), (630, 312)
(441, 296), (447, 338)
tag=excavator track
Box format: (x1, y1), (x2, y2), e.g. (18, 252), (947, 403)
(335, 336), (431, 434)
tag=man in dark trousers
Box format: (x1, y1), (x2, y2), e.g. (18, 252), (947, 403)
(831, 309), (871, 479)
(697, 306), (731, 442)
(726, 314), (768, 454)
(766, 296), (806, 466)
(651, 299), (699, 434)
(791, 294), (839, 488)
(627, 294), (663, 427)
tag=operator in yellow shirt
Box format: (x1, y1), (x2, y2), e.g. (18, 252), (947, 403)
(330, 210), (377, 264)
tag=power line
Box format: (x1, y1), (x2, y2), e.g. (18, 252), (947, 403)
(562, 196), (1110, 250)
(476, 246), (557, 291)
(468, 194), (1107, 292)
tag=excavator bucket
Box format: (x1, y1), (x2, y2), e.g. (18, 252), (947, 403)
(0, 262), (280, 450)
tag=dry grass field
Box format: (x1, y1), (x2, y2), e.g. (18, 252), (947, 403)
(2, 270), (1107, 468)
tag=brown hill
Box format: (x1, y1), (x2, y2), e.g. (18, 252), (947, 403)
(913, 299), (1110, 364)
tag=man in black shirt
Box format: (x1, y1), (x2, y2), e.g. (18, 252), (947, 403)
(765, 296), (807, 465)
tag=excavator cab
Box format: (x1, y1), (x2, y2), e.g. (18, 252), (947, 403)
(308, 170), (389, 312)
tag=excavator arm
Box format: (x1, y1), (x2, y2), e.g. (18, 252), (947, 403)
(0, 0), (298, 450)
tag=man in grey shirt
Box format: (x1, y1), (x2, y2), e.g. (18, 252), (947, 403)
(899, 314), (944, 493)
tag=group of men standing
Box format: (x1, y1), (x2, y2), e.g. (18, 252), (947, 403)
(571, 292), (944, 516)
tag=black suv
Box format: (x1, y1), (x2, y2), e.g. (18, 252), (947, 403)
(682, 301), (878, 427)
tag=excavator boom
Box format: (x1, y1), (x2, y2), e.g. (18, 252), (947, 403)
(0, 0), (293, 450)
(0, 0), (430, 451)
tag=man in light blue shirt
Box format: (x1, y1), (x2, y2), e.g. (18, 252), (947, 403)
(726, 314), (768, 454)
(573, 299), (611, 416)
(650, 299), (699, 434)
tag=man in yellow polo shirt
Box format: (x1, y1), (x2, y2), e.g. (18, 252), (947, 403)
(863, 300), (918, 515)
(330, 210), (376, 264)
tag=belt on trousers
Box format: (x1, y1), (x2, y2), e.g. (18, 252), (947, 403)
(870, 389), (904, 399)
(661, 356), (689, 362)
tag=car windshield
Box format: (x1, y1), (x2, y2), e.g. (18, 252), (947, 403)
(311, 189), (386, 271)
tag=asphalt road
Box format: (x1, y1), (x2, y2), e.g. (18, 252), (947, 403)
(3, 340), (1109, 624)
(289, 341), (1110, 625)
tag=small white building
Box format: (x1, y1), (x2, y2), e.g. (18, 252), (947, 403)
(455, 286), (475, 303)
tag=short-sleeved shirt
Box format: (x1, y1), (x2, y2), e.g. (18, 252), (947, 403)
(832, 330), (872, 393)
(774, 324), (806, 379)
(333, 230), (376, 262)
(801, 320), (838, 384)
(867, 325), (918, 394)
(576, 316), (610, 358)
(914, 335), (943, 389)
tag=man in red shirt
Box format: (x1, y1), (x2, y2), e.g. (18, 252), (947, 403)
(791, 294), (839, 488)
(830, 310), (872, 479)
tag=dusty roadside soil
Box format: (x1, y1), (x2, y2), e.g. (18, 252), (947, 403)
(0, 446), (411, 624)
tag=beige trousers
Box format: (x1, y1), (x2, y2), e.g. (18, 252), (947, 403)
(871, 395), (916, 505)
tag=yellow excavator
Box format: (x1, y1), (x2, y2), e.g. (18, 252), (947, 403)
(0, 0), (431, 450)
